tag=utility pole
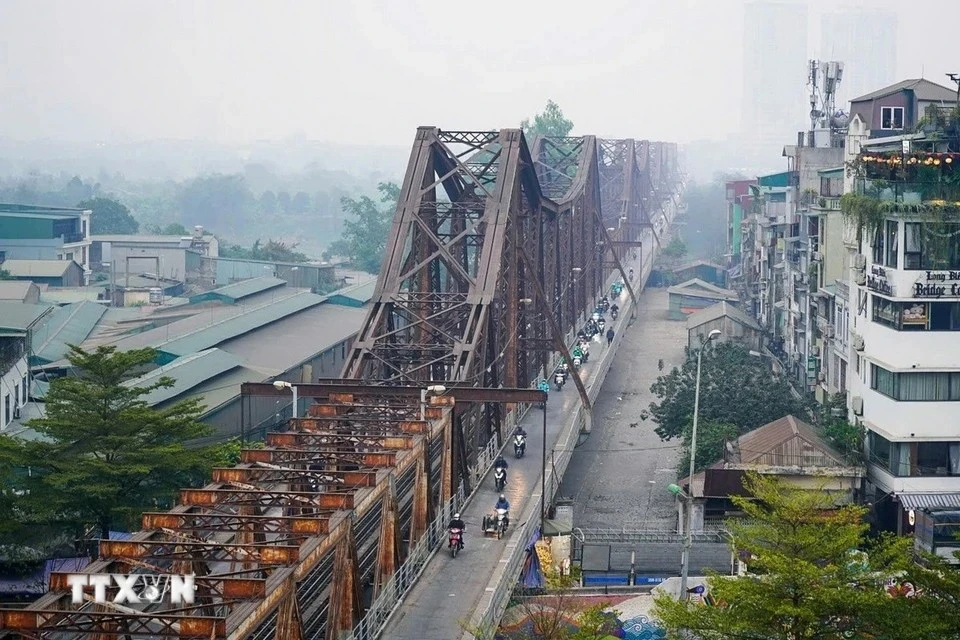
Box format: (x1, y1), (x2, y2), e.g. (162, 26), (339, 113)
(947, 73), (960, 106)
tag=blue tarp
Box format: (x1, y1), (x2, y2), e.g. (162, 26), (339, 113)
(108, 530), (134, 540)
(521, 526), (544, 588)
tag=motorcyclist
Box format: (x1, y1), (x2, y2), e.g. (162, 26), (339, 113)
(448, 512), (465, 549)
(515, 426), (527, 439)
(537, 378), (550, 393)
(494, 455), (508, 476)
(572, 345), (584, 361)
(495, 493), (511, 528)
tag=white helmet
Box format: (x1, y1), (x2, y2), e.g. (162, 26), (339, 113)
(453, 512), (460, 519)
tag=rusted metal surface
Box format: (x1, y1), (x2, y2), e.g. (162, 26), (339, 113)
(5, 128), (680, 640)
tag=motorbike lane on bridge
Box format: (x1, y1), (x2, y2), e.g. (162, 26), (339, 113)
(384, 284), (638, 640)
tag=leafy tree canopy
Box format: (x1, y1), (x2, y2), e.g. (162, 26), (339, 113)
(220, 238), (309, 263)
(653, 473), (919, 640)
(650, 342), (808, 442)
(162, 222), (190, 235)
(178, 174), (255, 230)
(11, 345), (220, 539)
(329, 182), (399, 274)
(522, 100), (574, 139)
(79, 196), (139, 235)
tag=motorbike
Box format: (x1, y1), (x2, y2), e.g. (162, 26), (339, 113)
(514, 433), (526, 458)
(597, 318), (606, 332)
(495, 508), (509, 539)
(553, 371), (565, 391)
(611, 307), (619, 321)
(448, 527), (464, 557)
(537, 381), (549, 410)
(494, 465), (507, 491)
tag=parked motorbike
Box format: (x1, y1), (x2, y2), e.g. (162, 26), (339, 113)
(448, 527), (464, 557)
(514, 433), (526, 459)
(494, 466), (507, 491)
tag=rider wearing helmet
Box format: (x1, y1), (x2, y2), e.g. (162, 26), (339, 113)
(495, 493), (511, 528)
(449, 511), (465, 549)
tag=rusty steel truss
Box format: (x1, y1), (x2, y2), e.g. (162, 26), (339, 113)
(1, 128), (679, 640)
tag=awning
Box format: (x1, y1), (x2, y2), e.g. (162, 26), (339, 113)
(897, 492), (960, 510)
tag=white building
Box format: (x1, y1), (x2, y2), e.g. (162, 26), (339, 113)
(842, 80), (960, 531)
(0, 302), (51, 430)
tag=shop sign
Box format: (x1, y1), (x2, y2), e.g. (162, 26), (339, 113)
(867, 265), (894, 296)
(913, 271), (960, 298)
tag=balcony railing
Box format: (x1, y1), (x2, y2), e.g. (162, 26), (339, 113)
(858, 178), (960, 204)
(62, 232), (86, 244)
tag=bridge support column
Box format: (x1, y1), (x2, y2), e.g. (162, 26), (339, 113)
(274, 576), (304, 640)
(410, 454), (431, 545)
(327, 519), (361, 640)
(373, 479), (401, 600)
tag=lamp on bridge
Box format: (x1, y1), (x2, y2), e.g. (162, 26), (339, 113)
(670, 328), (720, 601)
(273, 380), (299, 419)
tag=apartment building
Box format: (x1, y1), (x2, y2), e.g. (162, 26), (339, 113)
(842, 78), (960, 532)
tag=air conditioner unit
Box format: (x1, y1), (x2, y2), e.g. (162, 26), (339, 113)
(853, 254), (867, 270)
(818, 371), (827, 383)
(812, 345), (821, 356)
(852, 333), (865, 351)
(854, 271), (866, 286)
(811, 251), (822, 262)
(824, 325), (835, 338)
(852, 395), (864, 416)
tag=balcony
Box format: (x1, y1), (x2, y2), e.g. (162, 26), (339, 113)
(62, 232), (86, 244)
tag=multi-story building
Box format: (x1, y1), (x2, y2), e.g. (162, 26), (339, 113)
(819, 8), (898, 109)
(725, 179), (756, 272)
(842, 78), (960, 532)
(0, 204), (93, 279)
(742, 1), (809, 147)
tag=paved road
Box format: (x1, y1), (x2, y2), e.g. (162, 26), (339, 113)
(384, 288), (635, 640)
(561, 288), (689, 530)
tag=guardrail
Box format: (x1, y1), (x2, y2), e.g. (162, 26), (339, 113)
(348, 483), (467, 640)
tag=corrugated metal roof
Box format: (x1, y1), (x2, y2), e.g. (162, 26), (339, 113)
(188, 276), (285, 304)
(0, 203), (86, 215)
(668, 278), (738, 301)
(30, 301), (108, 364)
(0, 301), (54, 332)
(327, 279), (376, 307)
(732, 415), (846, 466)
(39, 286), (106, 305)
(157, 291), (327, 359)
(686, 301), (760, 331)
(898, 493), (960, 510)
(124, 348), (243, 406)
(0, 281), (38, 301)
(1, 259), (80, 278)
(217, 303), (368, 374)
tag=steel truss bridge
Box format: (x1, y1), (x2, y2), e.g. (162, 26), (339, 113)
(1, 128), (681, 639)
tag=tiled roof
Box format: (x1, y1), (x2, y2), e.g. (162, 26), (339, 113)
(686, 301), (760, 331)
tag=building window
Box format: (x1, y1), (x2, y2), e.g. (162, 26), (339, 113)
(871, 363), (960, 401)
(21, 375), (27, 404)
(885, 220), (898, 268)
(902, 222), (960, 270)
(881, 106), (905, 130)
(871, 295), (960, 331)
(872, 225), (885, 265)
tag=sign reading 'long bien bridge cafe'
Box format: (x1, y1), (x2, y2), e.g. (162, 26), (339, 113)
(65, 574), (196, 605)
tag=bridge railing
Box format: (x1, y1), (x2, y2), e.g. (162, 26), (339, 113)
(348, 481), (467, 640)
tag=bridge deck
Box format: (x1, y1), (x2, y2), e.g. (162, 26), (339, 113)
(383, 270), (645, 640)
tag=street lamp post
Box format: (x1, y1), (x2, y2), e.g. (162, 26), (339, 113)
(675, 328), (721, 601)
(273, 380), (299, 419)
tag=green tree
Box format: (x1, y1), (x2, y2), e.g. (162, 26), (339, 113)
(678, 419), (740, 473)
(17, 345), (217, 538)
(653, 473), (911, 640)
(522, 99), (575, 138)
(661, 237), (687, 261)
(0, 267), (11, 280)
(291, 191), (311, 213)
(162, 222), (190, 235)
(79, 196), (139, 234)
(259, 190), (277, 214)
(335, 182), (399, 274)
(649, 342), (809, 444)
(220, 238), (309, 263)
(178, 174), (255, 229)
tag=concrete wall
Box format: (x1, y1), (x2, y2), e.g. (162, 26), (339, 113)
(101, 244), (189, 281)
(0, 356), (28, 431)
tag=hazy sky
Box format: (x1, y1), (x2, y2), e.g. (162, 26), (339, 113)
(2, 0), (958, 147)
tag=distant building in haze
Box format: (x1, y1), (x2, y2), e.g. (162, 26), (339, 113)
(741, 1), (809, 146)
(820, 8), (898, 109)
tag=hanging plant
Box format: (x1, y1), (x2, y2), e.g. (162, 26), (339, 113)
(840, 193), (885, 237)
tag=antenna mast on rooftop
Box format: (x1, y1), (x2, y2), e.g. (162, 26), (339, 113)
(808, 59), (844, 130)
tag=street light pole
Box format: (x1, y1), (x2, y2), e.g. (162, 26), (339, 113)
(679, 328), (721, 601)
(273, 380), (299, 419)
